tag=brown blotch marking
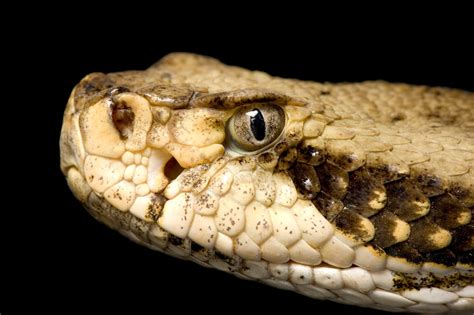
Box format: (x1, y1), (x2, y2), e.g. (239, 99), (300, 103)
(274, 141), (290, 155)
(168, 234), (185, 246)
(390, 112), (407, 122)
(393, 271), (474, 291)
(214, 251), (231, 262)
(384, 242), (423, 264)
(213, 251), (242, 270)
(258, 152), (276, 164)
(343, 168), (386, 217)
(315, 162), (349, 200)
(450, 223), (474, 252)
(371, 244), (387, 257)
(83, 82), (103, 94)
(425, 103), (460, 126)
(449, 185), (474, 208)
(139, 83), (194, 108)
(429, 194), (471, 230)
(313, 191), (344, 222)
(235, 156), (251, 165)
(367, 165), (407, 184)
(371, 211), (406, 248)
(328, 154), (358, 172)
(179, 165), (210, 187)
(289, 163), (321, 199)
(204, 116), (224, 131)
(74, 73), (115, 110)
(408, 218), (451, 253)
(191, 241), (204, 252)
(276, 148), (297, 171)
(413, 173), (446, 197)
(109, 208), (132, 229)
(385, 178), (430, 222)
(145, 194), (166, 221)
(392, 273), (410, 290)
(424, 249), (457, 267)
(297, 145), (326, 166)
(458, 250), (474, 266)
(335, 209), (373, 242)
(190, 241), (213, 259)
(190, 90), (290, 109)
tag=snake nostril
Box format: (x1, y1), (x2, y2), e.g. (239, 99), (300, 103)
(164, 157), (184, 181)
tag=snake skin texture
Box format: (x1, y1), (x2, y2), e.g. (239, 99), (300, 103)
(60, 53), (474, 313)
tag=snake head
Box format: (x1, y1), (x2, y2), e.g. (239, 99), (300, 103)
(60, 54), (474, 313)
(59, 58), (317, 241)
(59, 54), (380, 270)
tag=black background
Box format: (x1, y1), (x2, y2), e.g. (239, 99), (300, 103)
(4, 8), (473, 315)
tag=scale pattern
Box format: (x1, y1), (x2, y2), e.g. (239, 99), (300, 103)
(60, 53), (473, 313)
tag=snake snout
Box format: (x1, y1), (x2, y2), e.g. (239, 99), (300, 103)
(60, 89), (184, 223)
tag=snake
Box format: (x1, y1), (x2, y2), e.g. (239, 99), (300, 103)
(60, 53), (473, 313)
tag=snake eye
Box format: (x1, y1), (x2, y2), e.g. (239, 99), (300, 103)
(228, 103), (285, 152)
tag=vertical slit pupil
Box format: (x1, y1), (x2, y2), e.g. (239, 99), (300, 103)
(250, 108), (266, 141)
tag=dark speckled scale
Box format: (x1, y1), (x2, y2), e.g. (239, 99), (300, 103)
(458, 250), (474, 265)
(335, 209), (373, 242)
(297, 145), (326, 166)
(385, 242), (423, 264)
(449, 185), (474, 208)
(315, 162), (349, 200)
(327, 153), (360, 172)
(424, 249), (457, 267)
(408, 218), (450, 253)
(367, 165), (407, 184)
(370, 211), (406, 249)
(384, 179), (430, 222)
(450, 223), (474, 252)
(62, 53), (474, 299)
(343, 168), (387, 217)
(312, 192), (344, 222)
(289, 163), (320, 199)
(276, 148), (297, 171)
(428, 194), (471, 230)
(282, 145), (474, 267)
(413, 173), (447, 197)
